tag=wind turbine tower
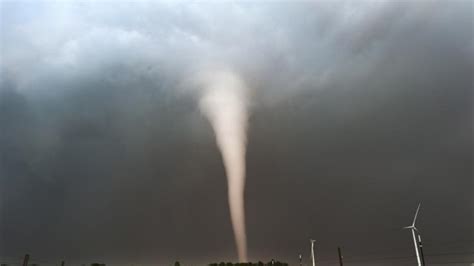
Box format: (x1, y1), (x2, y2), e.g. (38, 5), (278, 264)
(310, 239), (316, 266)
(403, 203), (425, 266)
(418, 234), (426, 265)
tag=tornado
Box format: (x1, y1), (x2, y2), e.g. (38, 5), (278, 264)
(198, 69), (249, 262)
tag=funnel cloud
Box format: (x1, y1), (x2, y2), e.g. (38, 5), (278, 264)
(198, 69), (249, 261)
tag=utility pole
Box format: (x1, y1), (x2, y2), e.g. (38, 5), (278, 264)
(337, 247), (343, 266)
(22, 254), (30, 266)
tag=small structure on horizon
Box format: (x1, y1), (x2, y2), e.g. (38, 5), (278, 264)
(403, 203), (426, 266)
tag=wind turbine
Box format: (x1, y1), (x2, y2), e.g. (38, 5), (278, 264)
(310, 239), (316, 266)
(403, 203), (424, 266)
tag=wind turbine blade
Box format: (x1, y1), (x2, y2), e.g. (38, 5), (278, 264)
(412, 203), (421, 226)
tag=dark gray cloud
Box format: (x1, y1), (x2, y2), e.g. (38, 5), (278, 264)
(0, 0), (472, 265)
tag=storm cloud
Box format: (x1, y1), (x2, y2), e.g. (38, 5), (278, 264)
(0, 0), (472, 265)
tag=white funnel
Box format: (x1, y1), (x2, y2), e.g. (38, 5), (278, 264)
(198, 69), (249, 262)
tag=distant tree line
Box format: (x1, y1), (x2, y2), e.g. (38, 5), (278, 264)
(208, 261), (288, 266)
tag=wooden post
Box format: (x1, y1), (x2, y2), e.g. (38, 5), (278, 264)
(22, 254), (30, 266)
(337, 247), (343, 266)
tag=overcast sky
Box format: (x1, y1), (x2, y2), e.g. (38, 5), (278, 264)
(0, 0), (473, 265)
